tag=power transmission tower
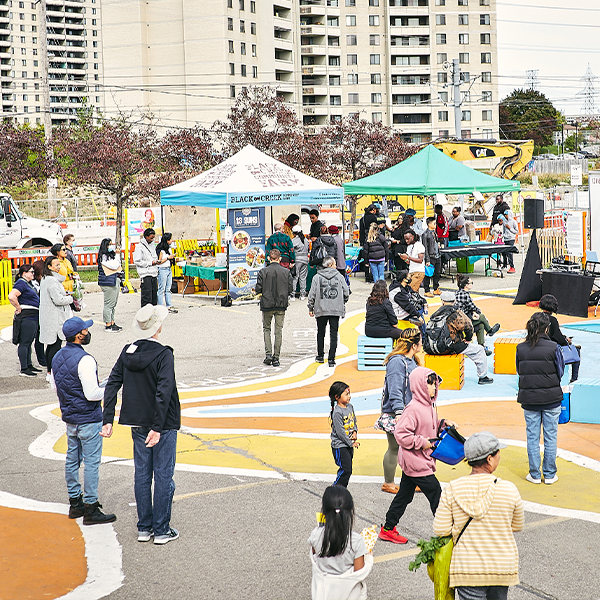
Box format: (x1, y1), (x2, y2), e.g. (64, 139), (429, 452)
(525, 70), (539, 92)
(577, 63), (598, 116)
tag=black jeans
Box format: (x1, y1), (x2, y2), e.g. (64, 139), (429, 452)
(17, 318), (38, 370)
(424, 256), (442, 292)
(365, 326), (403, 340)
(384, 472), (441, 529)
(45, 337), (63, 374)
(332, 446), (353, 487)
(316, 315), (340, 360)
(502, 240), (515, 268)
(140, 276), (158, 307)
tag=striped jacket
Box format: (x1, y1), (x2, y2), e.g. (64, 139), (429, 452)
(433, 473), (524, 588)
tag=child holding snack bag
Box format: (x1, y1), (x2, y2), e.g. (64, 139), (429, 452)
(329, 381), (359, 488)
(309, 486), (374, 600)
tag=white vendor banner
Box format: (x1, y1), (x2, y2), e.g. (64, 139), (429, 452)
(127, 207), (163, 238)
(563, 210), (584, 258)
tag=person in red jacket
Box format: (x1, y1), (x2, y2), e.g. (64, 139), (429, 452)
(435, 204), (449, 248)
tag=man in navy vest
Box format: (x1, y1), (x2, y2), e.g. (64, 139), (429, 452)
(51, 317), (116, 525)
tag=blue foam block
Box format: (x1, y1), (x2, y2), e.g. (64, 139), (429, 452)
(570, 379), (600, 424)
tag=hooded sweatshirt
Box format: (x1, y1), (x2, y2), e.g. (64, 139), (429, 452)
(433, 473), (524, 588)
(103, 339), (181, 433)
(394, 366), (445, 477)
(307, 267), (349, 318)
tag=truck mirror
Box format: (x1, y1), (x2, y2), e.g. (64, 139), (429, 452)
(2, 199), (12, 226)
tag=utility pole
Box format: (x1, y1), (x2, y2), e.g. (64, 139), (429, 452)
(36, 0), (57, 220)
(452, 59), (462, 139)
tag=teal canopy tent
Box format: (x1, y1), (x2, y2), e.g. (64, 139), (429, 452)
(343, 145), (521, 196)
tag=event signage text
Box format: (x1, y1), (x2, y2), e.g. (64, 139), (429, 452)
(564, 210), (584, 258)
(228, 207), (266, 300)
(127, 207), (163, 237)
(590, 171), (600, 254)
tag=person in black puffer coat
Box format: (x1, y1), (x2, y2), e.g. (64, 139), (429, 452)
(516, 312), (564, 486)
(363, 222), (389, 282)
(309, 225), (338, 268)
(365, 280), (402, 340)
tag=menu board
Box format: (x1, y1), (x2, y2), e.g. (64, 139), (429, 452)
(228, 207), (266, 299)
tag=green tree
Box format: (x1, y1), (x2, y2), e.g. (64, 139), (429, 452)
(499, 89), (561, 148)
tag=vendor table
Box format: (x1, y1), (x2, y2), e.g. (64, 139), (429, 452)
(182, 264), (227, 303)
(440, 243), (518, 278)
(538, 270), (594, 318)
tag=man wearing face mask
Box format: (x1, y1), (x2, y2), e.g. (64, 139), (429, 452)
(51, 317), (116, 525)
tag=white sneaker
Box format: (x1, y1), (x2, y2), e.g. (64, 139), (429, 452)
(300, 296), (306, 301)
(45, 373), (52, 383)
(289, 296), (296, 301)
(544, 475), (559, 485)
(525, 473), (542, 484)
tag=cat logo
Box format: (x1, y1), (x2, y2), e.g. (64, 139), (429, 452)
(469, 146), (497, 159)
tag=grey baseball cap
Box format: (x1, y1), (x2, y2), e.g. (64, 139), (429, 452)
(440, 291), (455, 302)
(464, 432), (507, 462)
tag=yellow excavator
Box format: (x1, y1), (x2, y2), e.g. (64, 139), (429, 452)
(428, 139), (534, 180)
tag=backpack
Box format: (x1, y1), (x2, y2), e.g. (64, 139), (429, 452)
(423, 307), (454, 355)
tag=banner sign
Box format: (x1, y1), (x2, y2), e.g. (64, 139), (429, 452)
(590, 171), (600, 254)
(564, 210), (584, 258)
(127, 207), (163, 238)
(228, 207), (265, 300)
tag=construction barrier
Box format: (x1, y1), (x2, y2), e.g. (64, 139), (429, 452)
(0, 259), (11, 305)
(0, 246), (110, 269)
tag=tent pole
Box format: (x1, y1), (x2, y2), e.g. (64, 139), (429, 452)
(270, 206), (274, 234)
(341, 202), (346, 244)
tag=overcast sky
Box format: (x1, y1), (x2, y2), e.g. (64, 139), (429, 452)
(496, 0), (599, 116)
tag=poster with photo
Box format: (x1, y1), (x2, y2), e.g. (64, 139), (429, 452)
(127, 207), (163, 238)
(228, 207), (265, 300)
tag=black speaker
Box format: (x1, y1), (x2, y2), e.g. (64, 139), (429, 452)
(523, 197), (544, 229)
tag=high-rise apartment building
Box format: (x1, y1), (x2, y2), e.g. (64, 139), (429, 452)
(0, 0), (103, 126)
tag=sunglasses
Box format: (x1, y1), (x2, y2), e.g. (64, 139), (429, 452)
(60, 247), (67, 251)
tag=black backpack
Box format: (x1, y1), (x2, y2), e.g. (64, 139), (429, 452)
(423, 307), (454, 355)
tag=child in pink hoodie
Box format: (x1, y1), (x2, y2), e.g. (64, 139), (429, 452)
(378, 366), (458, 544)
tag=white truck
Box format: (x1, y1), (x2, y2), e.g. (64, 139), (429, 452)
(0, 193), (63, 248)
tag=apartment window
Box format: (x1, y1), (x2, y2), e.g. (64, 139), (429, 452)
(328, 0), (339, 5)
(459, 34), (469, 44)
(23, 94), (27, 101)
(241, 64), (247, 77)
(440, 92), (448, 102)
(230, 62), (235, 75)
(93, 63), (98, 70)
(230, 85), (236, 98)
(480, 14), (490, 25)
(459, 52), (469, 63)
(345, 0), (356, 6)
(462, 130), (471, 138)
(348, 73), (358, 84)
(92, 42), (97, 47)
(330, 95), (341, 105)
(240, 20), (245, 33)
(438, 72), (447, 83)
(458, 0), (467, 4)
(461, 110), (471, 121)
(348, 93), (359, 104)
(482, 110), (492, 121)
(21, 71), (26, 78)
(370, 54), (380, 65)
(33, 60), (37, 67)
(328, 36), (340, 46)
(482, 90), (492, 102)
(19, 13), (24, 19)
(92, 30), (97, 36)
(371, 92), (381, 104)
(480, 33), (490, 44)
(369, 0), (379, 5)
(480, 0), (490, 4)
(92, 19), (97, 25)
(22, 83), (27, 90)
(370, 35), (380, 46)
(92, 8), (97, 14)
(23, 106), (28, 113)
(436, 34), (446, 45)
(32, 26), (36, 32)
(31, 13), (35, 20)
(483, 128), (492, 138)
(327, 16), (339, 26)
(228, 17), (233, 31)
(229, 40), (234, 53)
(239, 0), (244, 9)
(329, 56), (341, 66)
(251, 22), (256, 34)
(460, 72), (470, 82)
(481, 52), (491, 63)
(35, 95), (39, 101)
(250, 1), (256, 12)
(369, 15), (379, 26)
(438, 111), (448, 121)
(347, 35), (357, 45)
(347, 54), (357, 65)
(252, 65), (258, 78)
(372, 112), (382, 123)
(436, 15), (446, 25)
(240, 42), (246, 55)
(458, 14), (469, 25)
(252, 44), (256, 57)
(19, 1), (24, 7)
(435, 0), (445, 4)
(20, 47), (25, 54)
(439, 130), (449, 138)
(93, 52), (98, 58)
(19, 25), (24, 31)
(330, 115), (342, 124)
(481, 71), (492, 82)
(330, 75), (341, 86)
(346, 15), (356, 26)
(227, 0), (232, 7)
(437, 53), (447, 64)
(371, 73), (381, 84)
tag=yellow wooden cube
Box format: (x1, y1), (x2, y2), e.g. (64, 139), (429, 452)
(424, 354), (465, 390)
(494, 338), (521, 375)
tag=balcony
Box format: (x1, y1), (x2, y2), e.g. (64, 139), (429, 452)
(301, 24), (326, 36)
(303, 104), (329, 116)
(302, 86), (328, 96)
(301, 45), (327, 56)
(299, 4), (326, 17)
(301, 64), (327, 76)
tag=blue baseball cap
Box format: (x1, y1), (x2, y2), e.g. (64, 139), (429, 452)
(405, 208), (417, 216)
(63, 317), (94, 338)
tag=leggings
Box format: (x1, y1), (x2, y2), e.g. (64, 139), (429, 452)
(383, 431), (399, 484)
(17, 318), (38, 371)
(45, 337), (63, 374)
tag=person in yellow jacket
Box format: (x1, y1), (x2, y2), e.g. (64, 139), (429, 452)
(50, 243), (75, 293)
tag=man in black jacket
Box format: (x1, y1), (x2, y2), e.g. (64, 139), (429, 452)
(359, 204), (378, 246)
(102, 304), (181, 545)
(255, 249), (293, 367)
(490, 194), (510, 227)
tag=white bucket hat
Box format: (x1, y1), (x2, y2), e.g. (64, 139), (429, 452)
(133, 305), (168, 339)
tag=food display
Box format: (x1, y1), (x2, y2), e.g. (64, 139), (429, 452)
(245, 246), (265, 268)
(233, 230), (251, 251)
(230, 267), (250, 287)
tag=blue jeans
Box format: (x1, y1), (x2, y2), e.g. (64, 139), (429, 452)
(370, 261), (385, 281)
(523, 406), (561, 479)
(157, 268), (172, 307)
(65, 421), (103, 504)
(131, 427), (177, 536)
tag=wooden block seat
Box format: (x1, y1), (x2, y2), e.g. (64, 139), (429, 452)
(570, 379), (600, 424)
(357, 336), (394, 371)
(423, 354), (465, 390)
(494, 337), (522, 375)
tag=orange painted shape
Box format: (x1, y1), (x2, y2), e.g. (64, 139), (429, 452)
(424, 354), (464, 390)
(0, 506), (87, 600)
(494, 337), (521, 375)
